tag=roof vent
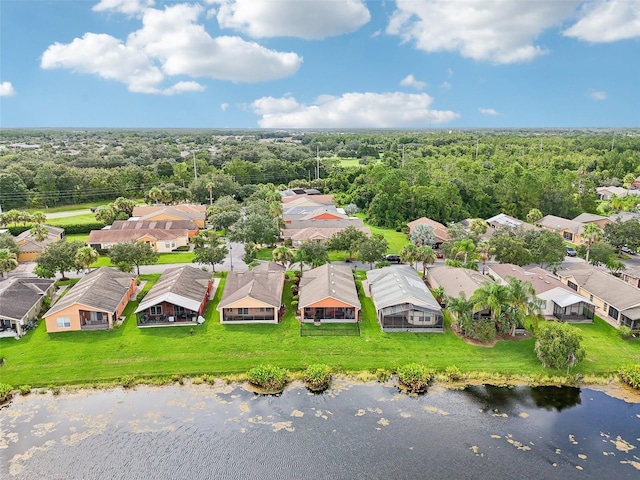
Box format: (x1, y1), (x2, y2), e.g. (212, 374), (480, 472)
(332, 289), (336, 294)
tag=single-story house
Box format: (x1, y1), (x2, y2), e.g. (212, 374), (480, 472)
(282, 226), (371, 246)
(536, 215), (586, 244)
(87, 228), (189, 252)
(299, 264), (360, 323)
(486, 213), (537, 232)
(366, 265), (443, 332)
(596, 186), (632, 201)
(109, 219), (200, 239)
(0, 276), (56, 338)
(556, 263), (640, 331)
(15, 225), (65, 262)
(572, 213), (611, 229)
(283, 203), (340, 223)
(132, 204), (207, 228)
(425, 266), (492, 318)
(407, 217), (450, 247)
(622, 266), (640, 289)
(280, 193), (335, 205)
(487, 264), (595, 323)
(218, 262), (285, 324)
(44, 267), (136, 333)
(135, 266), (214, 327)
(610, 212), (640, 223)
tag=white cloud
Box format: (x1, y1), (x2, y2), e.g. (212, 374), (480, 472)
(93, 0), (154, 15)
(479, 107), (500, 116)
(440, 81), (451, 90)
(41, 3), (302, 93)
(220, 102), (229, 111)
(162, 81), (205, 95)
(213, 0), (370, 39)
(399, 74), (426, 90)
(589, 91), (607, 100)
(563, 0), (640, 42)
(0, 81), (16, 96)
(251, 92), (459, 128)
(387, 0), (579, 64)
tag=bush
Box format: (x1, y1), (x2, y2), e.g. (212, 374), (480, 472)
(50, 385), (61, 395)
(375, 368), (391, 382)
(246, 364), (289, 392)
(618, 325), (634, 339)
(302, 364), (332, 392)
(618, 364), (640, 389)
(444, 365), (463, 382)
(19, 385), (32, 396)
(535, 322), (586, 372)
(465, 319), (497, 343)
(396, 363), (435, 393)
(0, 383), (13, 403)
(121, 375), (136, 389)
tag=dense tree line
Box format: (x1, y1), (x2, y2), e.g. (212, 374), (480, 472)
(1, 130), (638, 231)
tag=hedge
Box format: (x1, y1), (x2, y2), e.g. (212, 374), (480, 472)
(5, 222), (105, 236)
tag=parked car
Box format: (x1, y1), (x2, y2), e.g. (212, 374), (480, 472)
(566, 246), (577, 257)
(384, 254), (402, 264)
(621, 246), (637, 256)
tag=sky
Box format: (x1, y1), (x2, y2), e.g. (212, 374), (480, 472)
(1, 0), (639, 129)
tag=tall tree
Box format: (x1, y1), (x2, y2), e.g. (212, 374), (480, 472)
(0, 248), (18, 277)
(410, 223), (435, 247)
(356, 233), (389, 269)
(295, 240), (329, 274)
(272, 245), (294, 269)
(581, 222), (602, 263)
(534, 322), (586, 373)
(109, 240), (159, 275)
(327, 226), (367, 260)
(0, 233), (20, 257)
(400, 243), (419, 270)
(29, 224), (49, 242)
(416, 245), (437, 277)
(36, 240), (86, 280)
(75, 246), (99, 273)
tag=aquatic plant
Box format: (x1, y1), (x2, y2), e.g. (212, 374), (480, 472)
(19, 385), (31, 396)
(618, 364), (640, 390)
(396, 363), (435, 394)
(0, 383), (13, 404)
(443, 365), (463, 382)
(375, 368), (391, 382)
(302, 364), (332, 392)
(121, 375), (136, 389)
(246, 364), (289, 392)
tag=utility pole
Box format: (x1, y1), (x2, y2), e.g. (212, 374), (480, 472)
(193, 153), (198, 180)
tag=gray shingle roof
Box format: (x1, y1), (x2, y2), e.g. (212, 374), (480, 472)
(219, 266), (285, 309)
(556, 264), (640, 314)
(135, 266), (211, 313)
(45, 267), (135, 316)
(16, 225), (65, 252)
(87, 228), (188, 244)
(285, 217), (365, 230)
(427, 266), (492, 299)
(367, 265), (440, 312)
(299, 264), (360, 309)
(572, 213), (608, 223)
(537, 215), (584, 234)
(0, 277), (55, 321)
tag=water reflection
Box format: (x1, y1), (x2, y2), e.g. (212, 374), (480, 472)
(0, 382), (638, 480)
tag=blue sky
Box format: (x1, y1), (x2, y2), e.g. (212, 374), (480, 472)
(1, 0), (639, 128)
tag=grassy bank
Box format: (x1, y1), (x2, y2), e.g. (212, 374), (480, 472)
(1, 276), (638, 388)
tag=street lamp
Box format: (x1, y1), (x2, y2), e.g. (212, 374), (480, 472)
(229, 243), (233, 271)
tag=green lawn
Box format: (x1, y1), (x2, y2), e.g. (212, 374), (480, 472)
(91, 251), (195, 268)
(1, 274), (638, 387)
(65, 233), (89, 243)
(47, 214), (99, 226)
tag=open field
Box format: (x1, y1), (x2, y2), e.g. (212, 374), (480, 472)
(90, 251), (196, 268)
(1, 275), (638, 387)
(46, 214), (99, 226)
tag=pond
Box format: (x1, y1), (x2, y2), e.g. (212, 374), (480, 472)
(1, 380), (639, 479)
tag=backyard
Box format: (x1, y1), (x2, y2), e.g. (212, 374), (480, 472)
(1, 275), (638, 387)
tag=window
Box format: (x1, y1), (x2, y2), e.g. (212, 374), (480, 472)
(56, 317), (71, 328)
(563, 232), (573, 241)
(165, 242), (171, 248)
(608, 305), (619, 320)
(259, 307), (268, 312)
(589, 295), (593, 301)
(567, 281), (578, 291)
(238, 308), (248, 315)
(150, 305), (162, 315)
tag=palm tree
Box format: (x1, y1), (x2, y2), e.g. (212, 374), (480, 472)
(0, 248), (18, 277)
(452, 239), (478, 266)
(477, 240), (491, 274)
(30, 211), (47, 225)
(416, 245), (436, 277)
(29, 223), (49, 242)
(581, 222), (602, 263)
(148, 186), (163, 205)
(400, 243), (419, 271)
(470, 281), (511, 323)
(206, 182), (215, 205)
(447, 292), (474, 335)
(505, 277), (543, 334)
(272, 245), (294, 269)
(75, 246), (99, 273)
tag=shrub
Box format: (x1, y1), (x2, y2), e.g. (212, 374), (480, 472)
(246, 364), (289, 392)
(618, 364), (640, 390)
(0, 383), (13, 403)
(291, 300), (299, 311)
(465, 319), (497, 343)
(302, 364), (332, 392)
(396, 363), (435, 394)
(192, 376), (204, 385)
(121, 375), (136, 389)
(618, 325), (634, 339)
(51, 385), (61, 395)
(444, 365), (463, 382)
(19, 385), (32, 396)
(375, 368), (391, 382)
(535, 322), (586, 372)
